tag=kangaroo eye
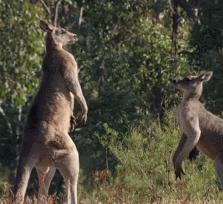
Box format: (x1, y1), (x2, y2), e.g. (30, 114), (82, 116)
(61, 30), (66, 34)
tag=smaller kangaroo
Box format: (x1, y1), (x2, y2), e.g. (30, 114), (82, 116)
(173, 71), (223, 189)
(14, 20), (88, 204)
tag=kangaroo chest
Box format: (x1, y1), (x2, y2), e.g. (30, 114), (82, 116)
(176, 104), (188, 131)
(176, 102), (199, 135)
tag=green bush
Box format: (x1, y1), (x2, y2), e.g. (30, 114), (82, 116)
(103, 111), (223, 202)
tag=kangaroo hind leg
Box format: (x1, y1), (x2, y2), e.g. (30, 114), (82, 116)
(36, 166), (56, 204)
(56, 146), (79, 204)
(14, 155), (37, 204)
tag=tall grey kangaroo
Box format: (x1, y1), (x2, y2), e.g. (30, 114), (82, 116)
(14, 20), (88, 204)
(173, 71), (223, 189)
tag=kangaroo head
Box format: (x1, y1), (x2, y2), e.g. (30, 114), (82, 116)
(39, 20), (78, 47)
(173, 71), (213, 99)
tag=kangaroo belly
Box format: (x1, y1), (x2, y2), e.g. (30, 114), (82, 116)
(197, 133), (223, 159)
(36, 134), (76, 166)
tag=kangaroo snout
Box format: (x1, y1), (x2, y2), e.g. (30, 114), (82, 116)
(71, 33), (78, 42)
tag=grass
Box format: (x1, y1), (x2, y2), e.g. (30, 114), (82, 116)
(0, 182), (222, 204)
(1, 112), (223, 203)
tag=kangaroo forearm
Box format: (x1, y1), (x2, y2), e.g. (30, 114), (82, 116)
(173, 134), (187, 164)
(188, 147), (199, 161)
(68, 81), (88, 113)
(176, 135), (200, 165)
(75, 94), (88, 113)
(70, 93), (75, 111)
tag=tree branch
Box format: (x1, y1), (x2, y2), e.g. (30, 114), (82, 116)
(54, 0), (62, 26)
(39, 0), (51, 15)
(170, 0), (179, 55)
(78, 6), (84, 28)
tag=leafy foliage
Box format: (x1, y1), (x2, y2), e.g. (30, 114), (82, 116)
(1, 0), (223, 202)
(0, 0), (44, 167)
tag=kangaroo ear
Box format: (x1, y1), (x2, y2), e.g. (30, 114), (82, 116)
(39, 20), (53, 32)
(199, 71), (213, 82)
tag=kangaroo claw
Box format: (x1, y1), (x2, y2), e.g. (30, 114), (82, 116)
(175, 166), (185, 180)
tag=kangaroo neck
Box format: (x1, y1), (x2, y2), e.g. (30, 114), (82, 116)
(182, 92), (201, 104)
(46, 35), (62, 52)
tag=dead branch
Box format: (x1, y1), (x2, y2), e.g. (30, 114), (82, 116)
(54, 0), (62, 26)
(170, 0), (179, 55)
(78, 0), (85, 28)
(78, 6), (84, 28)
(39, 0), (51, 15)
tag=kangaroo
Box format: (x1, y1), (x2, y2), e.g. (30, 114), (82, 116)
(172, 71), (223, 189)
(14, 20), (88, 204)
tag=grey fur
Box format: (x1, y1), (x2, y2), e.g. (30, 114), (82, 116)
(173, 71), (223, 189)
(14, 20), (88, 204)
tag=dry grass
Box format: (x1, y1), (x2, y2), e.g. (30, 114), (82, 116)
(0, 173), (221, 204)
(0, 188), (221, 204)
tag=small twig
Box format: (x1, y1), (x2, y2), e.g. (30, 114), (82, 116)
(170, 0), (179, 56)
(0, 104), (13, 136)
(78, 6), (84, 28)
(40, 0), (51, 15)
(106, 148), (109, 170)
